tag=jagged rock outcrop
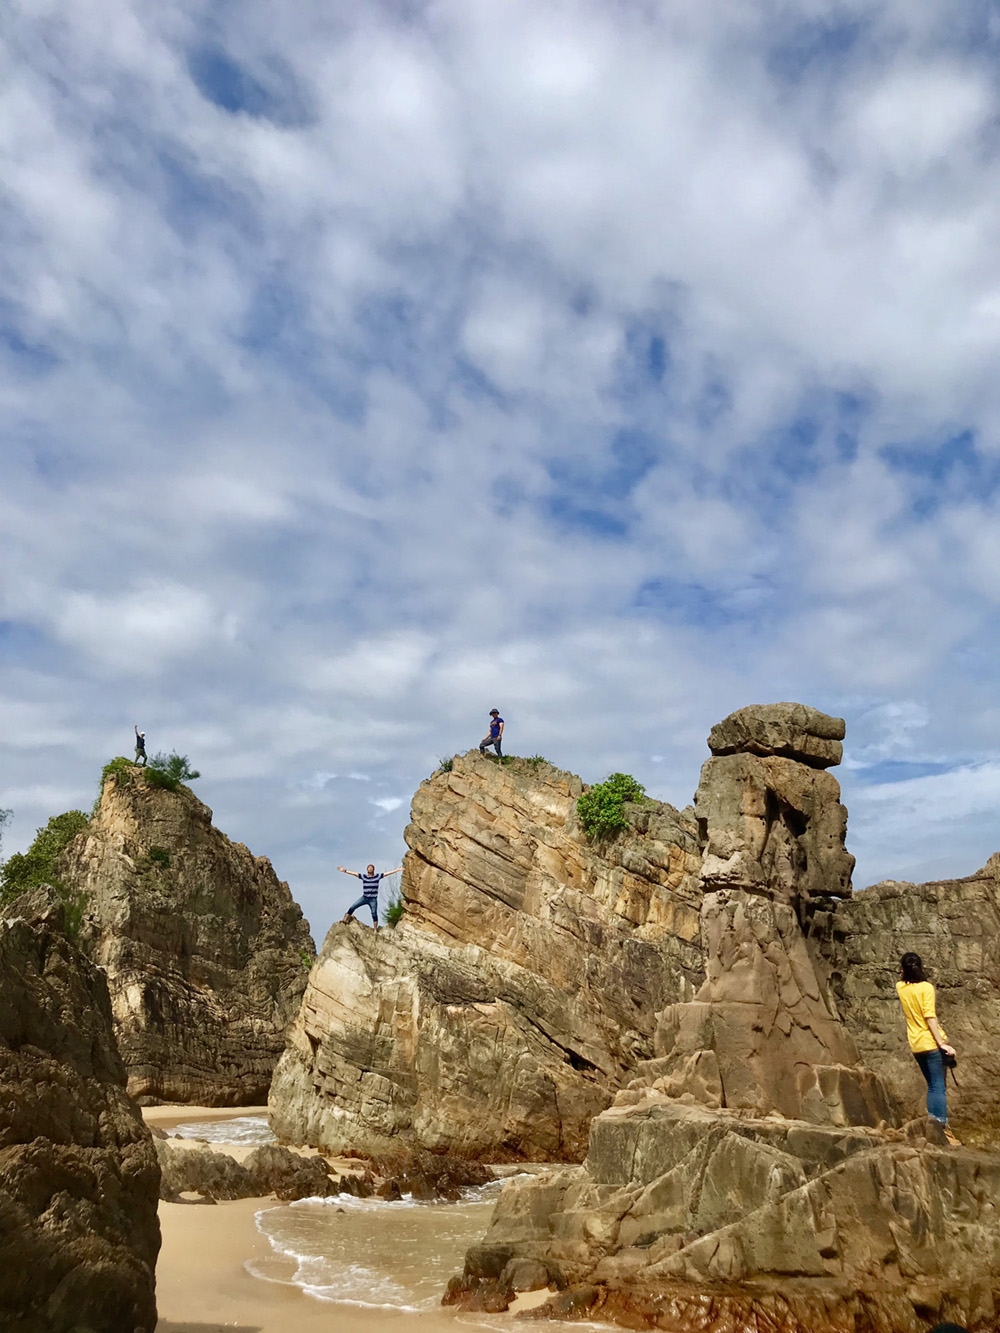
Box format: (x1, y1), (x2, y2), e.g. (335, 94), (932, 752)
(0, 887), (160, 1333)
(57, 765), (314, 1104)
(269, 754), (705, 1160)
(452, 706), (1000, 1333)
(830, 857), (1000, 1148)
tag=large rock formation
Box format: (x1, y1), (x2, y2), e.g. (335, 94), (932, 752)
(450, 706), (1000, 1333)
(830, 857), (1000, 1148)
(269, 754), (705, 1160)
(0, 887), (160, 1333)
(57, 765), (314, 1104)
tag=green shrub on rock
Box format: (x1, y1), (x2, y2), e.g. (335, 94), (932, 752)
(0, 810), (90, 908)
(576, 772), (647, 842)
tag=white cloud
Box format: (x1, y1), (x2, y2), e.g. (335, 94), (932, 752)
(3, 1), (1000, 937)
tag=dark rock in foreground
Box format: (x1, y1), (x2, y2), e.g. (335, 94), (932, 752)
(0, 887), (160, 1333)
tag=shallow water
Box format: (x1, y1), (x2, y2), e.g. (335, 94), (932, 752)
(171, 1114), (277, 1145)
(250, 1186), (503, 1311)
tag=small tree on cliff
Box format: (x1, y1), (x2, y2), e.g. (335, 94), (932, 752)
(144, 753), (201, 792)
(577, 772), (647, 842)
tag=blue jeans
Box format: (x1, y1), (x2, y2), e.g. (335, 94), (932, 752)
(914, 1049), (947, 1123)
(346, 895), (378, 925)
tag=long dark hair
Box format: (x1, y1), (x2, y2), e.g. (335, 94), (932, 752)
(900, 952), (926, 983)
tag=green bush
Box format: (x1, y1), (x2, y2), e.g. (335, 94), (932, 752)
(437, 757), (454, 773)
(0, 810), (90, 908)
(144, 753), (201, 792)
(576, 772), (647, 842)
(385, 894), (405, 928)
(299, 948), (316, 969)
(147, 846), (171, 867)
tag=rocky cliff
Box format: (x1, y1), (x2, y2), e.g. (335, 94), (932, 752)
(447, 706), (1000, 1333)
(269, 754), (705, 1160)
(0, 886), (160, 1333)
(830, 858), (1000, 1148)
(57, 765), (314, 1104)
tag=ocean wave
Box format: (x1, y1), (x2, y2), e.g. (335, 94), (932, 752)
(251, 1191), (497, 1311)
(170, 1115), (276, 1145)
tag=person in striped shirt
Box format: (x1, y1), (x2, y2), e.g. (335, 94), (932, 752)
(338, 862), (402, 929)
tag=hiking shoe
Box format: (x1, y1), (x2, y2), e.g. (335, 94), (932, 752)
(943, 1126), (962, 1147)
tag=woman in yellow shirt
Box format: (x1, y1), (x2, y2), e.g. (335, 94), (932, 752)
(896, 951), (957, 1140)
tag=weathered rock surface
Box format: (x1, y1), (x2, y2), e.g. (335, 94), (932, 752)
(830, 856), (1000, 1148)
(0, 887), (160, 1333)
(155, 1139), (338, 1202)
(707, 701), (845, 768)
(58, 766), (314, 1104)
(269, 753), (705, 1160)
(451, 707), (1000, 1333)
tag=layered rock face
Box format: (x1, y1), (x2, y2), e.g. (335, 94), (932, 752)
(0, 887), (160, 1333)
(58, 767), (314, 1104)
(457, 706), (1000, 1333)
(830, 857), (1000, 1147)
(269, 754), (705, 1160)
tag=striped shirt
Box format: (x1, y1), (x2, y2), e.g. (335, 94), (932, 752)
(360, 872), (384, 899)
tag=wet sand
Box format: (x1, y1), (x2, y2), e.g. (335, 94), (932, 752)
(156, 1196), (465, 1333)
(147, 1107), (548, 1333)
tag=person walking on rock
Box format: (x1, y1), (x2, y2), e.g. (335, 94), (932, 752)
(338, 863), (402, 930)
(478, 709), (504, 758)
(896, 951), (960, 1144)
(134, 725), (147, 766)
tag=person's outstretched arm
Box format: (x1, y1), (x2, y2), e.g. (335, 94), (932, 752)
(336, 867), (360, 877)
(385, 866), (403, 876)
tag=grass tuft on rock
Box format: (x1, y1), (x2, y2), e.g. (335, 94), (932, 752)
(577, 772), (647, 842)
(385, 893), (406, 927)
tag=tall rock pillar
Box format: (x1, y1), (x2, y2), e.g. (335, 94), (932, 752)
(653, 703), (896, 1126)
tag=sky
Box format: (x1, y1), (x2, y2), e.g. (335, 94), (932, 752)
(4, 0), (1000, 947)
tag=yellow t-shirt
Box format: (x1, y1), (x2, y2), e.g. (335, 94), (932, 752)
(896, 980), (946, 1054)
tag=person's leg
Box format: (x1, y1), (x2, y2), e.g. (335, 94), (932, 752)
(366, 897), (379, 928)
(494, 737), (502, 757)
(343, 895), (368, 922)
(914, 1050), (948, 1122)
(479, 734), (492, 753)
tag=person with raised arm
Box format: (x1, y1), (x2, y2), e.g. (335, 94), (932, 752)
(134, 725), (147, 766)
(338, 862), (402, 930)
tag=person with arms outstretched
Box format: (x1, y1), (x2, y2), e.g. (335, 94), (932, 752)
(338, 862), (402, 930)
(134, 725), (147, 766)
(479, 709), (504, 757)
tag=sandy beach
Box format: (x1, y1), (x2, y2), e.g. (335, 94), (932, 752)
(156, 1195), (465, 1333)
(147, 1107), (546, 1333)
